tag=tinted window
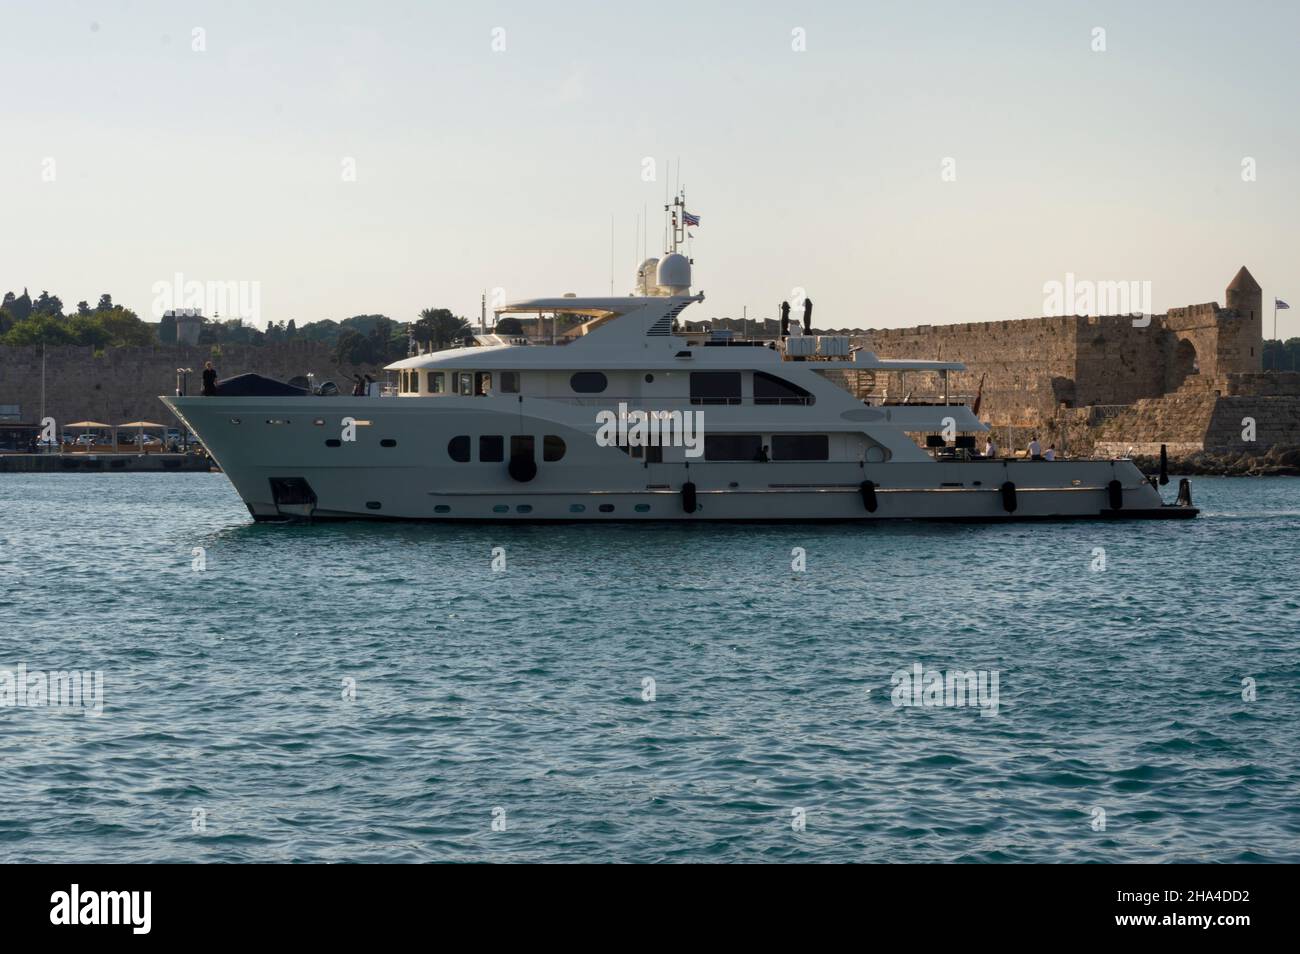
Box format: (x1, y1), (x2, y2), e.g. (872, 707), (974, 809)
(543, 435), (566, 462)
(480, 435), (504, 462)
(448, 435), (470, 462)
(704, 434), (762, 461)
(410, 371), (421, 394)
(772, 434), (829, 460)
(570, 371), (608, 393)
(511, 435), (534, 459)
(754, 371), (812, 405)
(690, 371), (742, 405)
(429, 372), (446, 394)
(500, 371), (520, 393)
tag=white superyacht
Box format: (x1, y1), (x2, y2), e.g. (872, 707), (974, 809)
(162, 195), (1196, 523)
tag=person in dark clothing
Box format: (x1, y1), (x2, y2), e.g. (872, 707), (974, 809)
(201, 361), (218, 396)
(755, 444), (770, 463)
(351, 374), (366, 397)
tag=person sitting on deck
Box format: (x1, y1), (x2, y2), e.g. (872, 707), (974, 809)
(984, 438), (998, 458)
(1044, 445), (1056, 461)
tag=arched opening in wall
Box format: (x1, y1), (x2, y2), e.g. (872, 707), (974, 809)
(1171, 338), (1199, 390)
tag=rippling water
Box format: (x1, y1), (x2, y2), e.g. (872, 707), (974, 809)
(2, 473), (1298, 862)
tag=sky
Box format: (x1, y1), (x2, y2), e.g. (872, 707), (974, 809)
(2, 0), (1298, 337)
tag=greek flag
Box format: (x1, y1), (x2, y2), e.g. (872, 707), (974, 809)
(682, 210), (700, 227)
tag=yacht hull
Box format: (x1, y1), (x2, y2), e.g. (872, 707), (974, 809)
(162, 395), (1197, 523)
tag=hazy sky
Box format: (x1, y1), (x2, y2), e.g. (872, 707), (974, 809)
(3, 0), (1298, 337)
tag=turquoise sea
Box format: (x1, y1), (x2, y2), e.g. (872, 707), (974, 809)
(1, 473), (1298, 863)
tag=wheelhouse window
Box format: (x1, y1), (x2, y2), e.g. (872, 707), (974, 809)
(479, 435), (504, 462)
(429, 372), (446, 394)
(570, 371), (608, 393)
(690, 371), (742, 405)
(543, 435), (566, 462)
(448, 435), (470, 462)
(754, 371), (812, 405)
(704, 434), (762, 461)
(771, 434), (829, 460)
(500, 371), (520, 394)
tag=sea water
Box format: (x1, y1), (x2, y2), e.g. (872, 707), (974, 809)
(1, 473), (1297, 862)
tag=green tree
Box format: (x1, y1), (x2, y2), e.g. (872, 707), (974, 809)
(413, 307), (471, 349)
(494, 316), (524, 336)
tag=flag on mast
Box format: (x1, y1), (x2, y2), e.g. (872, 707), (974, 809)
(682, 210), (700, 227)
(1277, 298), (1291, 310)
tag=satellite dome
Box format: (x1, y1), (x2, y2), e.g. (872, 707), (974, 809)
(656, 253), (691, 295)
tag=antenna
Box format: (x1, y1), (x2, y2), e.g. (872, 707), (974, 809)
(610, 214), (615, 295)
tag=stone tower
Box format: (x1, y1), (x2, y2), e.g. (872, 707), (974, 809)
(1222, 266), (1263, 372)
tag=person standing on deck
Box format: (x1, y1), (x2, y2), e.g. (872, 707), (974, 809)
(201, 361), (217, 396)
(1027, 436), (1041, 459)
(984, 437), (998, 458)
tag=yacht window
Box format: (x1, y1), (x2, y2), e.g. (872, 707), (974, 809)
(511, 435), (534, 459)
(429, 372), (446, 394)
(543, 435), (566, 462)
(475, 372), (493, 396)
(690, 371), (742, 405)
(704, 434), (762, 461)
(500, 372), (520, 394)
(570, 371), (608, 393)
(457, 372), (473, 395)
(480, 435), (504, 462)
(647, 445), (663, 464)
(772, 434), (829, 460)
(448, 435), (471, 462)
(410, 371), (422, 395)
(754, 371), (812, 405)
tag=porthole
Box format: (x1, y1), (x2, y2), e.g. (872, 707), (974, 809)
(365, 501), (382, 510)
(434, 504), (451, 513)
(325, 439), (341, 448)
(492, 504), (509, 513)
(570, 371), (608, 393)
(543, 435), (566, 462)
(644, 373), (654, 383)
(599, 503), (615, 513)
(380, 439), (397, 448)
(569, 503), (586, 513)
(634, 503), (651, 512)
(516, 504), (533, 514)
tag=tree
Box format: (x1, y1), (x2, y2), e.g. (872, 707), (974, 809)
(33, 290), (64, 317)
(97, 293), (113, 311)
(494, 316), (525, 336)
(2, 313), (72, 345)
(333, 328), (375, 366)
(413, 307), (471, 350)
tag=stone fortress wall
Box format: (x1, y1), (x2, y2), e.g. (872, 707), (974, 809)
(0, 341), (383, 431)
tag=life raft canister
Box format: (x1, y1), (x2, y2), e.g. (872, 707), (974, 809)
(681, 481), (697, 514)
(1000, 481), (1017, 513)
(1107, 479), (1123, 510)
(508, 453), (537, 483)
(860, 479), (878, 513)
